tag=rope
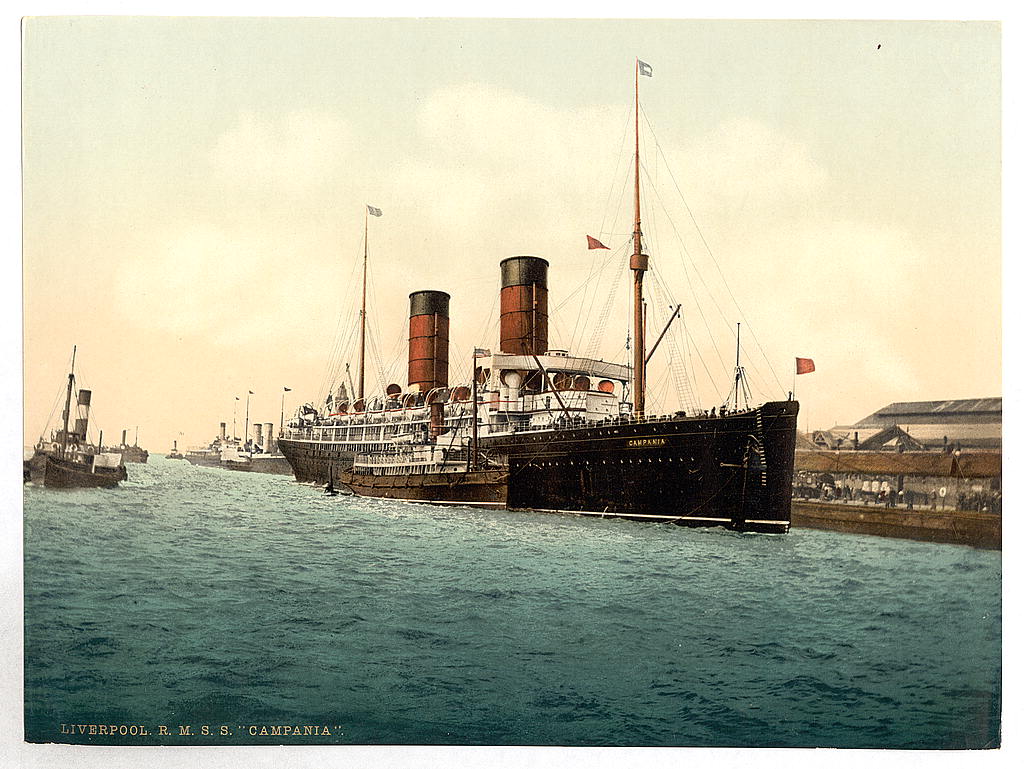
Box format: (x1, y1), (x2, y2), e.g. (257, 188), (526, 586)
(642, 105), (786, 396)
(584, 250), (629, 359)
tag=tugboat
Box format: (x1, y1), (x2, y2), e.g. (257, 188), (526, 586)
(27, 347), (127, 489)
(279, 61), (798, 532)
(111, 427), (149, 463)
(166, 439), (185, 460)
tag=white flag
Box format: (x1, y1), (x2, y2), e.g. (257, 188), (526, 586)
(638, 60), (653, 77)
(367, 205), (382, 217)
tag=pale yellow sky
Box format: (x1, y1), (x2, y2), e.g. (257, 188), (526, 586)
(20, 17), (1002, 451)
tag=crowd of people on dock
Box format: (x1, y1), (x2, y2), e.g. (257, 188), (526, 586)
(791, 473), (1001, 515)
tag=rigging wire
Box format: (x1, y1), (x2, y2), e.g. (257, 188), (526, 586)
(478, 279), (500, 351)
(583, 249), (629, 360)
(573, 158), (634, 352)
(317, 228), (364, 404)
(639, 161), (730, 378)
(640, 137), (701, 414)
(640, 104), (786, 396)
(643, 165), (777, 403)
(567, 103), (634, 350)
(647, 276), (700, 413)
(38, 370), (69, 442)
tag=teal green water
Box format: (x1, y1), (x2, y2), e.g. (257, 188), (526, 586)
(24, 457), (1001, 747)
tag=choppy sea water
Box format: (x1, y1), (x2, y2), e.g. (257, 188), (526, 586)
(23, 457), (1001, 748)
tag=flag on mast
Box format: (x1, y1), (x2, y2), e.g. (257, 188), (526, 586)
(586, 235), (610, 250)
(796, 357), (816, 375)
(367, 205), (382, 217)
(638, 60), (653, 77)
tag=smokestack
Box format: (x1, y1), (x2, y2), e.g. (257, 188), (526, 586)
(408, 290), (450, 393)
(499, 256), (549, 355)
(264, 423), (274, 452)
(121, 429), (127, 446)
(220, 422), (227, 440)
(72, 389), (91, 442)
(253, 423), (263, 448)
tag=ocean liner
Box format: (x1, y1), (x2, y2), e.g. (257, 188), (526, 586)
(220, 420), (292, 474)
(279, 60), (799, 532)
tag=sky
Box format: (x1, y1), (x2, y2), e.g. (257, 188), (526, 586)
(20, 17), (1002, 452)
(5, 8), (1020, 769)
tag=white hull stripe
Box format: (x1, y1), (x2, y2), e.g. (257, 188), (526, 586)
(344, 495), (788, 524)
(515, 508), (787, 525)
(388, 498), (507, 509)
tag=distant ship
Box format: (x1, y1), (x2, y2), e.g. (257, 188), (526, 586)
(107, 428), (149, 464)
(216, 415), (290, 474)
(278, 61), (798, 532)
(166, 439), (185, 460)
(184, 422), (232, 467)
(26, 347), (127, 489)
(184, 420), (291, 474)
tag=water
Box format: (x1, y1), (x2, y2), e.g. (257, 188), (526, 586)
(23, 457), (1001, 748)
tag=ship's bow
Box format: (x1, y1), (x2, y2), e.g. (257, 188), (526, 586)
(757, 399), (800, 532)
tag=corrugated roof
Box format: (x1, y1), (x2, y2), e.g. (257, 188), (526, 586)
(795, 450), (1001, 478)
(855, 398), (1001, 427)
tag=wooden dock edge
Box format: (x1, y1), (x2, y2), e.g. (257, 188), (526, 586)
(791, 501), (1001, 550)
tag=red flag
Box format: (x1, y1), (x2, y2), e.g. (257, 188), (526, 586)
(586, 235), (609, 250)
(796, 357), (815, 375)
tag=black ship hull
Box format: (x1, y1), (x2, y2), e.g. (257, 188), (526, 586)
(184, 452), (220, 467)
(487, 400), (798, 533)
(120, 447), (149, 464)
(277, 440), (355, 483)
(279, 400), (798, 533)
(28, 452), (127, 489)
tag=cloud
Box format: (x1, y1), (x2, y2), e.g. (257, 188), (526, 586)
(208, 110), (354, 197)
(114, 223), (337, 349)
(392, 84), (623, 233)
(668, 117), (830, 215)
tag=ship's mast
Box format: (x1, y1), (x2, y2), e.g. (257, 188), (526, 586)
(471, 351), (479, 472)
(244, 391), (251, 449)
(734, 323), (741, 410)
(726, 322), (751, 411)
(61, 345), (77, 458)
(630, 59), (650, 417)
(358, 209), (368, 402)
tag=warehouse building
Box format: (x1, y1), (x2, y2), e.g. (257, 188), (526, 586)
(847, 398), (1001, 451)
(794, 398), (1001, 512)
